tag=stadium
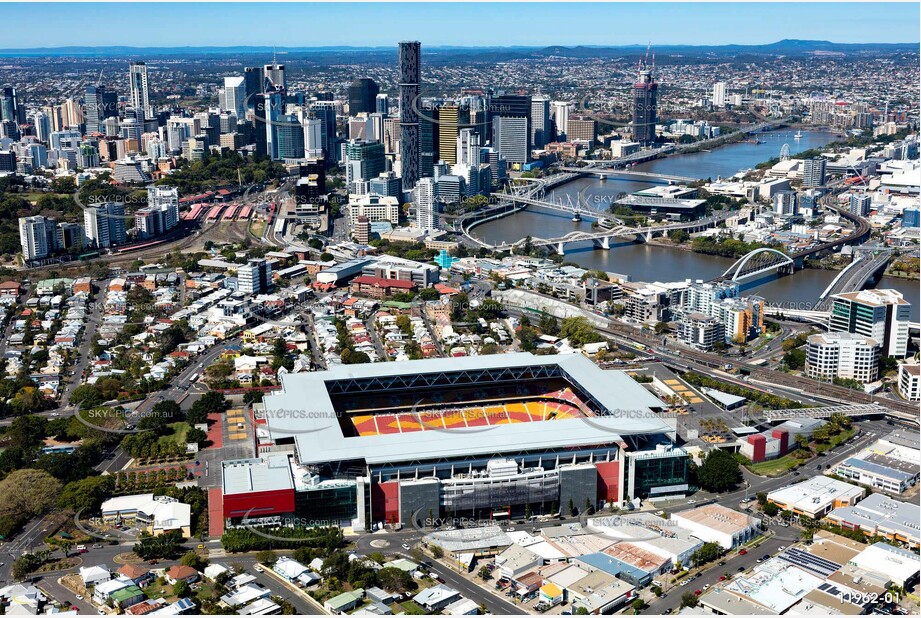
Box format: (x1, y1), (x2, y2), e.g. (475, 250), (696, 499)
(222, 353), (689, 530)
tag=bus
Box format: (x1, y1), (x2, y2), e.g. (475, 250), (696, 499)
(188, 373), (200, 384)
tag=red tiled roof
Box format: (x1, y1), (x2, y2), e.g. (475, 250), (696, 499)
(352, 275), (416, 289)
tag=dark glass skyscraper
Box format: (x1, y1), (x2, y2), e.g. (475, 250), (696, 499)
(0, 85), (24, 126)
(244, 67), (264, 111)
(399, 41), (421, 193)
(85, 85), (118, 135)
(632, 58), (658, 144)
(348, 78), (379, 115)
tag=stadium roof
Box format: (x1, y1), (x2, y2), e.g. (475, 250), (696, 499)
(263, 353), (671, 465)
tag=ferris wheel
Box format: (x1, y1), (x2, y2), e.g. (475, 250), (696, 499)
(780, 143), (791, 161)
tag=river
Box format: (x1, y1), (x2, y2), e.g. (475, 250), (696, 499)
(470, 130), (920, 319)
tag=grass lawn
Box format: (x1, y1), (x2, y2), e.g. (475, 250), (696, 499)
(157, 422), (190, 447)
(815, 428), (857, 454)
(249, 220), (266, 238)
(398, 601), (428, 615)
(143, 580), (177, 602)
(746, 454), (803, 477)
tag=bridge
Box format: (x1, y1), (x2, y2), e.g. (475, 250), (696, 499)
(560, 166), (700, 185)
(721, 248), (796, 283)
(757, 403), (887, 423)
(492, 212), (733, 255)
(815, 250), (892, 309)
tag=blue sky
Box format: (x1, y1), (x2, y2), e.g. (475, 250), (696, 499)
(2, 3), (918, 48)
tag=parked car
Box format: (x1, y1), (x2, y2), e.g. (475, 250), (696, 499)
(739, 549), (747, 555)
(694, 590), (702, 596)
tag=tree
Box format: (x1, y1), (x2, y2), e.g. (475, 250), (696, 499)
(12, 553), (44, 580)
(180, 551), (208, 571)
(681, 592), (699, 608)
(477, 565), (491, 580)
(782, 349), (806, 370)
(58, 475), (115, 513)
(256, 550), (278, 566)
(559, 317), (603, 347)
(172, 580), (190, 598)
(762, 502), (780, 517)
(654, 321), (670, 335)
(430, 545), (444, 559)
(0, 469), (63, 529)
(696, 449), (742, 492)
(631, 598), (646, 612)
(186, 428), (208, 446)
(133, 530), (185, 560)
(378, 567), (413, 593)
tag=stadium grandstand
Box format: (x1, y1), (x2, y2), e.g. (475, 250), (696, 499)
(223, 353), (688, 530)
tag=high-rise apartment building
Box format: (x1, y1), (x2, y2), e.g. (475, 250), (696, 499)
(712, 82), (726, 107)
(84, 202), (127, 248)
(551, 101), (572, 141)
(437, 104), (469, 166)
(632, 57), (658, 144)
(303, 117), (323, 158)
(802, 157), (827, 188)
(238, 259), (273, 295)
(345, 140), (386, 188)
(849, 194), (872, 217)
(399, 41), (421, 193)
(375, 93), (389, 115)
(311, 101), (338, 162)
(85, 85), (118, 135)
(19, 215), (58, 260)
(128, 62), (152, 120)
(414, 177), (437, 231)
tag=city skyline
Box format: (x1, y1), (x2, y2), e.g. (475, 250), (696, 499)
(0, 2), (918, 49)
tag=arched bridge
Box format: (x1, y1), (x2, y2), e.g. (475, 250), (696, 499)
(721, 248), (796, 282)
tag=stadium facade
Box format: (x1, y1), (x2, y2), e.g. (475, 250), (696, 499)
(222, 353), (688, 530)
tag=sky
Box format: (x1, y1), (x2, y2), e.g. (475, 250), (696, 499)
(1, 2), (918, 49)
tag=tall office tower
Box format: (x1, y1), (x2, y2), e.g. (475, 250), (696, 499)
(712, 82), (726, 107)
(492, 115), (529, 164)
(84, 202), (126, 248)
(311, 101), (338, 161)
(244, 67), (264, 110)
(368, 113), (385, 143)
(802, 157), (827, 188)
(437, 104), (469, 165)
(85, 85), (118, 135)
(531, 95), (551, 149)
(19, 215), (58, 261)
(399, 40), (421, 192)
(61, 98), (84, 128)
(375, 93), (389, 115)
(480, 146), (506, 184)
(276, 114), (304, 159)
(849, 194), (872, 217)
(568, 117), (597, 145)
(128, 62), (152, 120)
(254, 91), (283, 159)
(631, 54), (658, 144)
(31, 111), (51, 143)
(221, 76), (246, 117)
(419, 100), (438, 178)
(348, 78), (379, 115)
(238, 259), (273, 295)
(414, 177), (437, 231)
(456, 128), (480, 167)
(490, 94), (531, 156)
(303, 117), (323, 158)
(829, 289), (911, 358)
(264, 60), (285, 92)
(0, 84), (24, 125)
(345, 139), (386, 188)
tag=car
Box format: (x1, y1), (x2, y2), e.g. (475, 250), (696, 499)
(97, 610), (107, 615)
(687, 500), (697, 505)
(402, 543), (411, 551)
(506, 527), (515, 532)
(778, 546), (786, 551)
(718, 561), (725, 566)
(71, 607), (79, 612)
(664, 609), (672, 615)
(92, 544), (102, 549)
(737, 566), (745, 572)
(762, 555), (770, 560)
(75, 595), (84, 600)
(756, 558), (763, 563)
(739, 549), (747, 555)
(793, 471), (800, 476)
(719, 576), (727, 581)
(694, 590), (702, 596)
(197, 544), (205, 549)
(254, 565), (264, 573)
(703, 585), (710, 590)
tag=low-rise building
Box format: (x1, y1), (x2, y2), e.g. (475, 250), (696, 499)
(898, 362), (919, 401)
(805, 332), (880, 383)
(670, 504), (761, 549)
(766, 476), (864, 519)
(825, 493), (920, 547)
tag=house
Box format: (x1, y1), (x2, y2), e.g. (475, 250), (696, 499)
(93, 576), (134, 605)
(117, 564), (154, 587)
(324, 589), (365, 614)
(0, 281), (21, 297)
(165, 565), (199, 585)
(444, 598), (480, 615)
(203, 564), (230, 582)
(79, 565), (112, 587)
(272, 557), (309, 582)
(109, 586), (146, 609)
(413, 584), (461, 613)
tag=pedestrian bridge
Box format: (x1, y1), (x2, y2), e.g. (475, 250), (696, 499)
(560, 166), (699, 184)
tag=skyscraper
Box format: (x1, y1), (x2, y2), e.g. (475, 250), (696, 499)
(492, 116), (529, 164)
(128, 62), (152, 120)
(437, 103), (469, 166)
(531, 95), (551, 149)
(456, 128), (480, 167)
(311, 101), (338, 162)
(829, 289), (911, 358)
(345, 140), (386, 189)
(264, 60), (285, 92)
(19, 216), (58, 261)
(551, 101), (572, 141)
(849, 194), (872, 216)
(85, 85), (118, 135)
(221, 76), (246, 117)
(632, 54), (658, 144)
(303, 117), (323, 158)
(348, 78), (380, 115)
(375, 93), (389, 115)
(399, 41), (421, 193)
(244, 66), (264, 110)
(276, 114), (305, 160)
(0, 85), (24, 126)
